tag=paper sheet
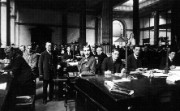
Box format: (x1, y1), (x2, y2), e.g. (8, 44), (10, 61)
(142, 72), (168, 78)
(0, 82), (7, 90)
(113, 78), (131, 83)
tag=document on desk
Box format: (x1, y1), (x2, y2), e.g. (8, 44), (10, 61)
(104, 81), (134, 96)
(142, 72), (168, 78)
(113, 78), (131, 83)
(0, 82), (7, 90)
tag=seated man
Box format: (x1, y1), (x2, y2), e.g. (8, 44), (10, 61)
(78, 46), (96, 76)
(3, 46), (35, 96)
(95, 46), (107, 75)
(24, 45), (38, 79)
(127, 45), (142, 71)
(101, 48), (123, 75)
(159, 49), (176, 70)
(63, 45), (73, 62)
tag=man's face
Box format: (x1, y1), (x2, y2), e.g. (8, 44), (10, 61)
(67, 46), (71, 52)
(112, 50), (119, 61)
(91, 46), (95, 52)
(96, 47), (102, 55)
(5, 49), (14, 58)
(27, 46), (32, 53)
(20, 46), (25, 52)
(133, 47), (140, 56)
(46, 43), (52, 52)
(83, 47), (90, 58)
(169, 52), (176, 60)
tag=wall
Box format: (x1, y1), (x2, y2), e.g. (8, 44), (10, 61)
(14, 8), (96, 47)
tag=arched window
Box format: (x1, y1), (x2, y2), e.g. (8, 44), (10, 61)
(113, 20), (125, 46)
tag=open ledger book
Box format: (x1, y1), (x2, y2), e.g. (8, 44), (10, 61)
(104, 81), (134, 96)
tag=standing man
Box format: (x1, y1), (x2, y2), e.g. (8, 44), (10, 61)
(102, 48), (123, 74)
(127, 45), (142, 71)
(38, 42), (55, 104)
(95, 46), (107, 75)
(78, 46), (96, 76)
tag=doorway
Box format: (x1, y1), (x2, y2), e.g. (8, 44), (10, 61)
(30, 27), (52, 51)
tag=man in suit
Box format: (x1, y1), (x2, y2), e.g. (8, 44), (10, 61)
(101, 48), (123, 74)
(3, 46), (35, 109)
(24, 45), (38, 79)
(159, 49), (176, 70)
(63, 45), (73, 62)
(39, 42), (55, 104)
(127, 45), (142, 71)
(78, 45), (96, 76)
(95, 46), (107, 75)
(4, 46), (35, 95)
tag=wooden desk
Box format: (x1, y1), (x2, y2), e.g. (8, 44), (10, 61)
(75, 75), (180, 111)
(0, 73), (13, 111)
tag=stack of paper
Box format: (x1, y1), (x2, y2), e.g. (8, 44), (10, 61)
(0, 82), (7, 90)
(166, 74), (180, 85)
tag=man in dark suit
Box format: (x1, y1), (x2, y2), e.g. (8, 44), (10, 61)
(63, 45), (73, 62)
(4, 46), (35, 95)
(3, 47), (35, 109)
(95, 46), (107, 75)
(127, 45), (142, 71)
(159, 49), (176, 70)
(101, 48), (123, 74)
(39, 42), (55, 104)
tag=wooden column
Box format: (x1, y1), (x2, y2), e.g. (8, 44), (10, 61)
(171, 0), (180, 50)
(154, 11), (159, 46)
(62, 11), (67, 45)
(6, 0), (10, 46)
(95, 17), (99, 45)
(102, 0), (112, 53)
(1, 0), (7, 47)
(10, 0), (15, 45)
(79, 0), (86, 49)
(133, 0), (140, 45)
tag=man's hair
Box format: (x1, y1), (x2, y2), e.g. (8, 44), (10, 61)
(96, 46), (103, 51)
(45, 42), (51, 46)
(4, 46), (22, 56)
(112, 48), (119, 53)
(133, 45), (140, 49)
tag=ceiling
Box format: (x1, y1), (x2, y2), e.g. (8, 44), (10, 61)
(15, 0), (127, 13)
(15, 0), (175, 16)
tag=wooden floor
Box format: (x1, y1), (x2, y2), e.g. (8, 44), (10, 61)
(35, 99), (75, 111)
(35, 78), (75, 111)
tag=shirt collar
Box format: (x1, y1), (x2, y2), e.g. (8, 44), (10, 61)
(134, 54), (138, 59)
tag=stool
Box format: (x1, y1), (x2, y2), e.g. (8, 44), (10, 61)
(15, 95), (35, 111)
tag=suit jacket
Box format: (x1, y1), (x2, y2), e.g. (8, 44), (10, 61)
(159, 57), (176, 69)
(78, 56), (96, 75)
(63, 51), (73, 60)
(101, 57), (123, 74)
(96, 52), (107, 74)
(38, 50), (55, 80)
(4, 55), (33, 85)
(127, 54), (142, 71)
